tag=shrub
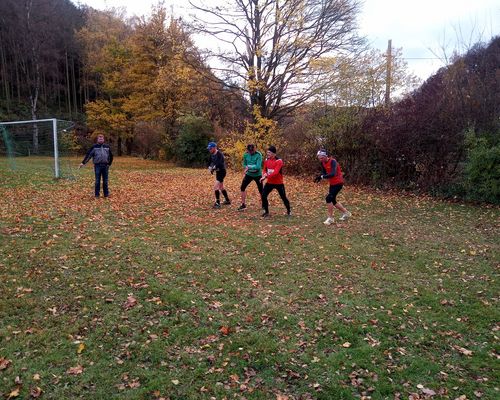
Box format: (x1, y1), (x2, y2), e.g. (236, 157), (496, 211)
(462, 130), (500, 203)
(174, 115), (213, 167)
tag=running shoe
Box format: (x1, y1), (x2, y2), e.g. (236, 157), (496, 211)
(339, 211), (352, 221)
(323, 217), (335, 225)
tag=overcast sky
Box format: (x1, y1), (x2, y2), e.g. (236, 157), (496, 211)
(76, 0), (499, 81)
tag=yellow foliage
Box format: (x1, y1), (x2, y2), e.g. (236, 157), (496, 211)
(219, 106), (284, 170)
(244, 105), (283, 148)
(218, 137), (247, 170)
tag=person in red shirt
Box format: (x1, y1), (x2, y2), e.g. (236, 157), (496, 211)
(260, 146), (291, 217)
(314, 150), (351, 225)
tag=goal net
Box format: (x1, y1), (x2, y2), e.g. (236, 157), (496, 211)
(0, 118), (79, 179)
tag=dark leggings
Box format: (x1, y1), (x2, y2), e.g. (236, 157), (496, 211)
(240, 174), (263, 194)
(326, 184), (343, 204)
(262, 183), (290, 213)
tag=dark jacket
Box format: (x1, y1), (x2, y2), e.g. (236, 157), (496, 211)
(81, 144), (113, 166)
(209, 150), (226, 171)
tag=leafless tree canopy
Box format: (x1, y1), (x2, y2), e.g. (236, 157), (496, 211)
(190, 0), (364, 120)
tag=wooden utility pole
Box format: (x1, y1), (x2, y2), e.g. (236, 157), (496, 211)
(385, 39), (392, 107)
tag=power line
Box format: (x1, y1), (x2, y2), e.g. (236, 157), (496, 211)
(403, 57), (441, 60)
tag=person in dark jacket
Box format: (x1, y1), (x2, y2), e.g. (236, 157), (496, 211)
(79, 133), (113, 198)
(314, 149), (351, 225)
(207, 141), (230, 208)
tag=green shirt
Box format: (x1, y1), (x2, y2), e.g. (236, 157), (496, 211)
(243, 151), (263, 177)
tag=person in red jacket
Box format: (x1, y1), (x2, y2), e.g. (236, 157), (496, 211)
(314, 150), (351, 225)
(260, 146), (291, 217)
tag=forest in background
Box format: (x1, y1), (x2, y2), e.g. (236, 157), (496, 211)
(0, 0), (498, 203)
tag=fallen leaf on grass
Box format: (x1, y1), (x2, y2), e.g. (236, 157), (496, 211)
(128, 379), (140, 388)
(0, 357), (12, 370)
(342, 342), (351, 348)
(67, 365), (84, 375)
(417, 384), (436, 396)
(30, 386), (43, 398)
(77, 343), (85, 354)
(453, 345), (473, 356)
(123, 295), (138, 310)
(7, 388), (20, 398)
(219, 326), (230, 336)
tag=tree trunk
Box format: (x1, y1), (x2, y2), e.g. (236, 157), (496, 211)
(117, 136), (123, 156)
(41, 69), (47, 114)
(15, 53), (21, 103)
(65, 50), (71, 117)
(126, 136), (133, 156)
(26, 0), (40, 153)
(0, 39), (11, 113)
(71, 56), (78, 114)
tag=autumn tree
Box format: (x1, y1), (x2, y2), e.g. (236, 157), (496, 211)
(76, 6), (132, 102)
(123, 9), (195, 132)
(0, 0), (83, 150)
(77, 7), (134, 155)
(190, 0), (364, 121)
(122, 5), (245, 157)
(316, 47), (420, 108)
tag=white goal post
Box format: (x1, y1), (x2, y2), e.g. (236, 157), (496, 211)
(0, 118), (72, 178)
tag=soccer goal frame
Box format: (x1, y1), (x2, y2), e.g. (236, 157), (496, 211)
(0, 118), (69, 178)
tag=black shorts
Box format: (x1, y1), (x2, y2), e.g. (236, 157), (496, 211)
(240, 174), (263, 192)
(215, 169), (226, 183)
(326, 184), (343, 204)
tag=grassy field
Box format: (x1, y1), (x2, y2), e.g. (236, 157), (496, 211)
(0, 157), (498, 399)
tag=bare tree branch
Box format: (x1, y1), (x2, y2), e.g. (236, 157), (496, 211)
(190, 0), (365, 121)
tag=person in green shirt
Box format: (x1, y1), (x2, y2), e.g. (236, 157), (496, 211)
(238, 144), (263, 211)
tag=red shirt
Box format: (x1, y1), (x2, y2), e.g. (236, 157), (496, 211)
(263, 158), (284, 184)
(322, 157), (344, 185)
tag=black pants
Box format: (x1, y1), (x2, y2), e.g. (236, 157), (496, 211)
(240, 174), (263, 194)
(94, 164), (109, 197)
(262, 183), (290, 213)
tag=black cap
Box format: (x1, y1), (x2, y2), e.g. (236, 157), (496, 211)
(268, 145), (277, 154)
